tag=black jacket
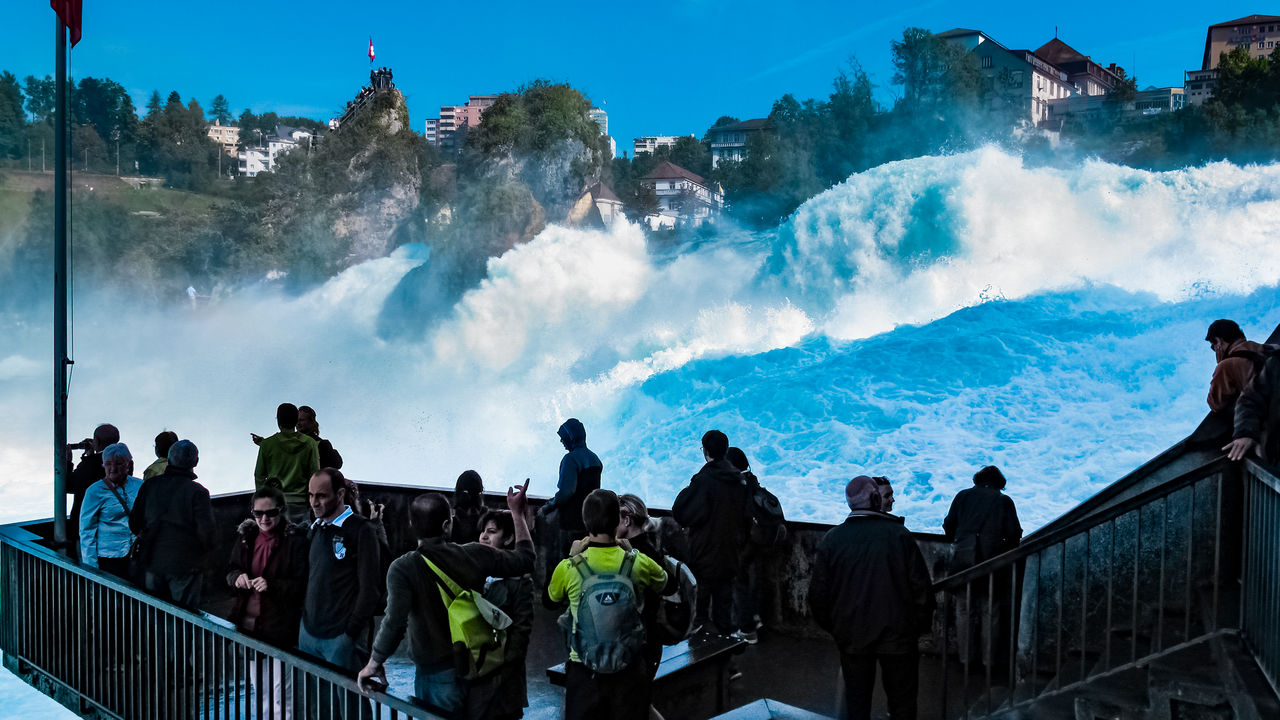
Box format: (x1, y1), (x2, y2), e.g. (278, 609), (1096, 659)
(225, 519), (310, 648)
(370, 537), (536, 673)
(303, 509), (383, 639)
(809, 510), (935, 655)
(128, 466), (216, 576)
(672, 458), (751, 582)
(1235, 353), (1280, 463)
(548, 419), (602, 531)
(307, 432), (343, 470)
(942, 486), (1022, 565)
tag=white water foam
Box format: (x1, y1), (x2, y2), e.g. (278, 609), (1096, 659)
(2, 147), (1278, 533)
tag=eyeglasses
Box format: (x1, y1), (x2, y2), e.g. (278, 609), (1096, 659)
(252, 508), (282, 518)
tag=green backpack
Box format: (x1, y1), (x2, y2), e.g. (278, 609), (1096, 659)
(422, 555), (512, 679)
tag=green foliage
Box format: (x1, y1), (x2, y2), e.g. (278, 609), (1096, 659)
(0, 72), (23, 159)
(23, 75), (55, 123)
(209, 94), (232, 125)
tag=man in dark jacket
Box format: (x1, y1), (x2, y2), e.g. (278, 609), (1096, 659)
(357, 482), (535, 717)
(129, 439), (217, 609)
(299, 468), (382, 673)
(537, 419), (602, 584)
(942, 466), (1022, 570)
(672, 429), (750, 635)
(1227, 353), (1280, 464)
(68, 422), (119, 557)
(253, 403), (321, 524)
(809, 476), (934, 720)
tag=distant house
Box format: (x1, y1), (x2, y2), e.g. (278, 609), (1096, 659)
(206, 120), (240, 158)
(707, 118), (769, 167)
(633, 135), (689, 156)
(638, 161), (723, 230)
(237, 125), (317, 177)
(1048, 86), (1186, 125)
(1033, 38), (1126, 97)
(567, 182), (625, 229)
(937, 28), (1078, 128)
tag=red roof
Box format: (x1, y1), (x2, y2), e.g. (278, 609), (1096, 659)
(587, 182), (621, 203)
(641, 161), (706, 185)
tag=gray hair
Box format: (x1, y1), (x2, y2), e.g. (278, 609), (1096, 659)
(167, 440), (199, 469)
(101, 442), (132, 462)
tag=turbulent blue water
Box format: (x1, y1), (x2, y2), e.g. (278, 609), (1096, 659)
(3, 147), (1280, 532)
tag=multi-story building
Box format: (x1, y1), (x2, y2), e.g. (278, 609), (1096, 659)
(434, 95), (497, 147)
(633, 135), (689, 156)
(938, 29), (1077, 127)
(424, 118), (438, 146)
(1185, 15), (1280, 105)
(1047, 86), (1186, 125)
(588, 107), (617, 157)
(638, 161), (724, 230)
(1034, 38), (1126, 97)
(206, 120), (240, 158)
(707, 118), (769, 167)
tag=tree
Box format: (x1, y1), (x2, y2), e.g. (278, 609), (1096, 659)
(667, 136), (710, 177)
(209, 94), (232, 124)
(0, 71), (24, 159)
(1211, 46), (1277, 112)
(890, 27), (982, 113)
(23, 75), (54, 123)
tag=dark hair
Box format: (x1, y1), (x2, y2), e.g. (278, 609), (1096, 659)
(94, 423), (120, 448)
(410, 492), (452, 539)
(298, 405), (316, 417)
(455, 470), (484, 507)
(276, 402), (299, 430)
(1206, 319), (1244, 343)
(973, 465), (1007, 490)
(341, 473), (360, 508)
(154, 430), (178, 460)
(477, 509), (515, 547)
(252, 479), (286, 510)
(618, 493), (650, 527)
(872, 476), (890, 487)
(315, 467), (345, 495)
(702, 430), (729, 461)
(582, 489), (620, 537)
(726, 447), (750, 471)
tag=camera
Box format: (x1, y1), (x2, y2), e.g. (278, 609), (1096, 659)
(66, 440), (94, 453)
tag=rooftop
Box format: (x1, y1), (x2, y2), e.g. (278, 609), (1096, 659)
(642, 161), (706, 184)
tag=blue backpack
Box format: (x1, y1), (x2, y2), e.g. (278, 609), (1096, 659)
(565, 549), (646, 674)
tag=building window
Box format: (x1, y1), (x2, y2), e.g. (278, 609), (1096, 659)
(981, 56), (992, 68)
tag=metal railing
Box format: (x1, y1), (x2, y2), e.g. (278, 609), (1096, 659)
(932, 457), (1245, 719)
(1242, 459), (1280, 698)
(0, 522), (438, 720)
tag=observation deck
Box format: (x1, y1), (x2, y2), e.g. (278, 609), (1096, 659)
(2, 440), (1278, 719)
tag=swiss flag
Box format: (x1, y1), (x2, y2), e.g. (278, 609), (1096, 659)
(368, 37), (375, 62)
(51, 0), (82, 47)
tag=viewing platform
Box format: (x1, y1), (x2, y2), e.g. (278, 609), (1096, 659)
(2, 441), (1278, 719)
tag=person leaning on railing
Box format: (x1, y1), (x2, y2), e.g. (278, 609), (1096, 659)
(1226, 351), (1280, 464)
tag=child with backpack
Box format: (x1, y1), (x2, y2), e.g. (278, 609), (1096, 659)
(548, 489), (668, 720)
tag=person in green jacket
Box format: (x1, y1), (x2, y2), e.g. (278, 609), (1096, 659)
(253, 403), (320, 524)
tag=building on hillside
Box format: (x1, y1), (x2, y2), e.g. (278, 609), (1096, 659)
(633, 135), (690, 156)
(589, 107), (617, 157)
(206, 120), (240, 158)
(1034, 38), (1126, 96)
(1184, 15), (1280, 105)
(708, 118), (770, 167)
(237, 126), (315, 177)
(424, 118), (438, 146)
(435, 95), (497, 148)
(566, 182), (625, 229)
(1047, 86), (1185, 125)
(937, 29), (1077, 127)
(638, 161), (724, 230)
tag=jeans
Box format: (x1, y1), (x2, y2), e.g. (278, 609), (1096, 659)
(297, 622), (371, 719)
(839, 651), (918, 720)
(297, 621), (360, 671)
(415, 666), (463, 715)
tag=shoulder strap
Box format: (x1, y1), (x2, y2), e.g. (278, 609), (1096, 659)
(421, 555), (462, 602)
(619, 548), (637, 579)
(1228, 349), (1266, 371)
(569, 552), (594, 579)
(107, 483), (133, 517)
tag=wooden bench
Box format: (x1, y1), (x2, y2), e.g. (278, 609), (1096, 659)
(546, 632), (748, 714)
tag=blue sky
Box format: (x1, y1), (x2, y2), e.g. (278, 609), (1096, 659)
(0, 1), (1265, 155)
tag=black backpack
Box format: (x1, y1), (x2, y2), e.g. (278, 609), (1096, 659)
(748, 484), (787, 546)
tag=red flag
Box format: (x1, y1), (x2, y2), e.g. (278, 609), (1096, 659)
(50, 0), (82, 47)
(368, 37), (375, 62)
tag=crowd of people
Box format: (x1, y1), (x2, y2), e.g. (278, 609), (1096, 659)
(63, 317), (1279, 720)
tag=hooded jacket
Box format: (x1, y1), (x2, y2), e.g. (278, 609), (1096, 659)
(546, 419), (602, 531)
(226, 519), (309, 647)
(672, 458), (751, 582)
(254, 430), (321, 505)
(1209, 339), (1271, 412)
(128, 466), (216, 576)
(809, 510), (935, 655)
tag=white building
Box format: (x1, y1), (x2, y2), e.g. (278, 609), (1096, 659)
(639, 161), (723, 230)
(633, 135), (690, 156)
(237, 126), (314, 177)
(424, 118), (439, 146)
(938, 28), (1077, 128)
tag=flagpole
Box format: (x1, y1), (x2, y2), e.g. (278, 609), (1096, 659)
(52, 12), (70, 554)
